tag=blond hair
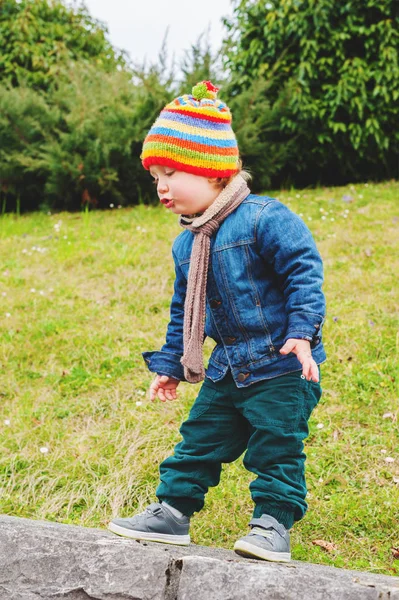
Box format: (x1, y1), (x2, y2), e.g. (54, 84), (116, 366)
(209, 159), (252, 189)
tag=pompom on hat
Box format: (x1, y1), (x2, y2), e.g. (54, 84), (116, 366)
(141, 81), (239, 178)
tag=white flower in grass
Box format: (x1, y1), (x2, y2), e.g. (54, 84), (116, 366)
(385, 457), (395, 463)
(316, 423), (324, 429)
(1, 292), (6, 297)
(381, 449), (387, 454)
(40, 447), (49, 454)
(5, 313), (11, 318)
(30, 288), (36, 293)
(136, 401), (143, 407)
(4, 419), (10, 426)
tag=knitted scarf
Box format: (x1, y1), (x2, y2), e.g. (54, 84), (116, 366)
(179, 174), (250, 383)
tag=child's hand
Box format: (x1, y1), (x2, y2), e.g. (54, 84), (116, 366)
(279, 339), (319, 382)
(149, 375), (180, 402)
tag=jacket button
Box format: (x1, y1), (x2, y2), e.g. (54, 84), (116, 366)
(210, 299), (222, 309)
(237, 372), (249, 382)
(224, 336), (237, 345)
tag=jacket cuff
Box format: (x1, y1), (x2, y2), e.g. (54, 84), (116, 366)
(284, 313), (325, 349)
(142, 351), (186, 381)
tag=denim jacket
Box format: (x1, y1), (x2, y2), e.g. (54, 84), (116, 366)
(143, 194), (326, 388)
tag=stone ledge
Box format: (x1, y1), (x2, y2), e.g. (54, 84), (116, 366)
(0, 515), (398, 599)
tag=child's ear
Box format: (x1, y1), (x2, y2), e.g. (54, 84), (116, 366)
(208, 177), (223, 189)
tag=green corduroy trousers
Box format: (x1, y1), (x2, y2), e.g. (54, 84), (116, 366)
(156, 369), (322, 529)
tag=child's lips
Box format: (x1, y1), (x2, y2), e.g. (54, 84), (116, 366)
(160, 198), (174, 209)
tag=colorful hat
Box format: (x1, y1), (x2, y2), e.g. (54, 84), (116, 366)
(141, 81), (239, 178)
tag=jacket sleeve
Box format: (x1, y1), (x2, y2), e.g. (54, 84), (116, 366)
(256, 200), (326, 348)
(142, 245), (187, 381)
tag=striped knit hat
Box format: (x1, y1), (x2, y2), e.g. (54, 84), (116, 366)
(141, 81), (239, 178)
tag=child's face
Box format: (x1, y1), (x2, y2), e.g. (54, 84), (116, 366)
(149, 165), (220, 215)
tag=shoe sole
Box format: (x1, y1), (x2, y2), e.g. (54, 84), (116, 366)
(108, 522), (191, 546)
(234, 540), (291, 563)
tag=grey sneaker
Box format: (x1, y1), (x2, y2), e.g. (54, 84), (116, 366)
(234, 514), (291, 562)
(108, 502), (190, 546)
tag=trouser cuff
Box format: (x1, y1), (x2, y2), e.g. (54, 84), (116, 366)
(157, 496), (198, 518)
(253, 504), (295, 529)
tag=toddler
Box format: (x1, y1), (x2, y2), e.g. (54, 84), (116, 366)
(108, 81), (326, 562)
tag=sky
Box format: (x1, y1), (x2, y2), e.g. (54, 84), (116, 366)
(83, 0), (234, 68)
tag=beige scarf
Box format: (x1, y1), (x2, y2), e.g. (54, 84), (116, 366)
(179, 174), (250, 383)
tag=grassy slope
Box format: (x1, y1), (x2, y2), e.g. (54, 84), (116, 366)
(0, 180), (398, 575)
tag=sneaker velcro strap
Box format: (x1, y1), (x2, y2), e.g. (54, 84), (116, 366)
(147, 503), (163, 514)
(249, 516), (286, 537)
(250, 527), (273, 539)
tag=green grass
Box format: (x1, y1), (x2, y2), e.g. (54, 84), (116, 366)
(0, 180), (398, 575)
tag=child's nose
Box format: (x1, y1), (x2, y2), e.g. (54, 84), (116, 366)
(157, 180), (168, 194)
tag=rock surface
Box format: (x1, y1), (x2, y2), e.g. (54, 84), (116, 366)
(0, 515), (398, 599)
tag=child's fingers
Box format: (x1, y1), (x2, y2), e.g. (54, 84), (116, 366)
(149, 380), (159, 401)
(301, 361), (311, 381)
(301, 357), (319, 382)
(279, 339), (296, 355)
(158, 387), (167, 402)
(310, 361), (319, 383)
(297, 350), (312, 380)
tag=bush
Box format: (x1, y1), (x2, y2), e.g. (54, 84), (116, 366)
(0, 65), (172, 212)
(0, 0), (126, 91)
(223, 0), (399, 188)
(0, 1), (221, 212)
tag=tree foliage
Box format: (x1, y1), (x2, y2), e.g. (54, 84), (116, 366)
(0, 0), (126, 90)
(0, 0), (218, 212)
(1, 0), (398, 211)
(0, 64), (173, 212)
(177, 30), (221, 95)
(224, 0), (399, 188)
